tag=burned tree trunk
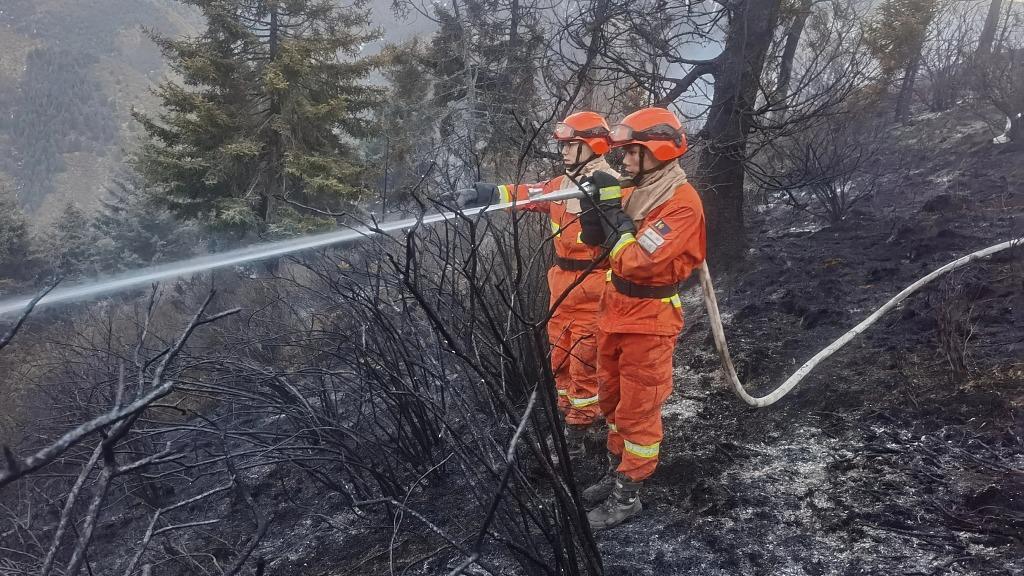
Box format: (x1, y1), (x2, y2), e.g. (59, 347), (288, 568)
(976, 0), (1005, 57)
(895, 53), (923, 123)
(977, 47), (1023, 144)
(699, 0), (782, 265)
(775, 0), (814, 105)
(262, 5), (282, 225)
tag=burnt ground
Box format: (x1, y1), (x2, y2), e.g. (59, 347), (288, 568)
(585, 108), (1024, 575)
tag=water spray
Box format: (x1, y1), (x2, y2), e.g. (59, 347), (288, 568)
(0, 188), (586, 317)
(1, 185), (1018, 408)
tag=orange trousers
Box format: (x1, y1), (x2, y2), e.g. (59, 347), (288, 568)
(547, 267), (604, 427)
(597, 330), (676, 481)
(548, 315), (600, 426)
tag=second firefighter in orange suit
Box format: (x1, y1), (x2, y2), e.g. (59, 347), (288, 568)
(578, 107), (707, 529)
(456, 112), (624, 456)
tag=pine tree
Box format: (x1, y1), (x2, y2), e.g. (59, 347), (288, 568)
(866, 0), (939, 121)
(415, 0), (545, 183)
(134, 0), (383, 236)
(0, 186), (33, 283)
(41, 203), (97, 278)
(366, 40), (443, 214)
(92, 174), (197, 272)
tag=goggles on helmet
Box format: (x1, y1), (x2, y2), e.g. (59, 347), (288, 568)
(609, 123), (684, 146)
(553, 122), (610, 141)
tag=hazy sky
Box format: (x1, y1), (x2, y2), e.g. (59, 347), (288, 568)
(368, 0), (439, 48)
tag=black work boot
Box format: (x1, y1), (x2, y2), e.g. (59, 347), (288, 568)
(587, 474), (643, 530)
(582, 454), (621, 508)
(564, 425), (589, 459)
(548, 425), (589, 466)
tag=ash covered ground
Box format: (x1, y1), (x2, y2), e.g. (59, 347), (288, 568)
(586, 108), (1023, 576)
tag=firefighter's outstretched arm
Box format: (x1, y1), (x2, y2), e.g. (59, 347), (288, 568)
(457, 180), (557, 213)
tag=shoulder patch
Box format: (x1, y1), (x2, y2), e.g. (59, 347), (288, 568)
(652, 219), (672, 235)
(637, 227), (666, 254)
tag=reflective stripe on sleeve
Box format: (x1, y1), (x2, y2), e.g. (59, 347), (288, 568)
(498, 185), (512, 203)
(599, 185), (623, 201)
(550, 220), (561, 236)
(610, 233), (636, 259)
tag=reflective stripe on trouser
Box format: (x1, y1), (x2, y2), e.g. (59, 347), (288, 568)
(548, 315), (600, 426)
(597, 330), (676, 481)
(557, 388), (570, 413)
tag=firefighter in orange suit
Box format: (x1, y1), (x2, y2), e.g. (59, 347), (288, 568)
(577, 107), (707, 529)
(455, 112), (625, 457)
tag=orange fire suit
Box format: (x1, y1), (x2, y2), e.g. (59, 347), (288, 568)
(497, 175), (612, 426)
(597, 179), (706, 481)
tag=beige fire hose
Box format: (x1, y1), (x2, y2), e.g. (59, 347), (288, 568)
(699, 237), (1023, 408)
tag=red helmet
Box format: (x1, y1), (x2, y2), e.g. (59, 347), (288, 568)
(609, 107), (687, 161)
(553, 111), (611, 155)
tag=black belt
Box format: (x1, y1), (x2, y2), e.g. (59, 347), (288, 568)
(554, 255), (607, 272)
(610, 273), (678, 299)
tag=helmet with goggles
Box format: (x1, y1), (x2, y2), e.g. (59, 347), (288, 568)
(553, 111), (611, 155)
(609, 107), (687, 161)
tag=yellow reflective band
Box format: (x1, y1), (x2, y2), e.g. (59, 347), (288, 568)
(550, 220), (561, 236)
(608, 423), (618, 432)
(569, 395), (599, 408)
(624, 439), (660, 459)
(577, 231), (583, 244)
(557, 389), (569, 396)
(610, 233), (636, 260)
(599, 185), (623, 201)
(498, 185), (512, 203)
(605, 270), (612, 282)
(659, 294), (683, 308)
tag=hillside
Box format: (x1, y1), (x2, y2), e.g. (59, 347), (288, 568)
(0, 0), (201, 228)
(0, 0), (432, 231)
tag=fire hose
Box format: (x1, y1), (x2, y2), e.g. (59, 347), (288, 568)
(700, 237), (1023, 407)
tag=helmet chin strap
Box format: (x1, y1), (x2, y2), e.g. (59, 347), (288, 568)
(631, 146), (668, 184)
(564, 142), (599, 176)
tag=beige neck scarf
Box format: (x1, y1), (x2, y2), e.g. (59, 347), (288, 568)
(623, 161), (687, 223)
(560, 156), (620, 214)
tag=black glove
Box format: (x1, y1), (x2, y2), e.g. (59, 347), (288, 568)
(450, 187), (478, 208)
(444, 182), (500, 208)
(462, 182), (502, 208)
(578, 171), (635, 248)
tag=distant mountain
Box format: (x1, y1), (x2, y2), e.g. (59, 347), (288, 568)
(0, 0), (433, 229)
(0, 0), (200, 227)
